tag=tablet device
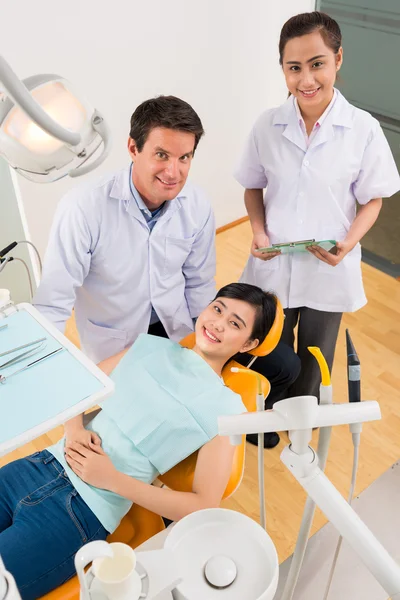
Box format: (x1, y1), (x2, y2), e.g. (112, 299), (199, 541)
(257, 239), (337, 254)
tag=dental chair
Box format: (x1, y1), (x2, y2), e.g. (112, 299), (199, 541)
(40, 299), (284, 600)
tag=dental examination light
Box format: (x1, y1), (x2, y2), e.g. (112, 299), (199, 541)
(0, 55), (111, 182)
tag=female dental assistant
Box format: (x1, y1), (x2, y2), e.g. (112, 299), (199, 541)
(235, 11), (400, 401)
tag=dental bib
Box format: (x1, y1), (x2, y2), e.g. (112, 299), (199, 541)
(49, 334), (245, 534)
(101, 334), (245, 475)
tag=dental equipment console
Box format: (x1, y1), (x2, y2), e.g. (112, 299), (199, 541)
(219, 333), (400, 600)
(1, 326), (400, 600)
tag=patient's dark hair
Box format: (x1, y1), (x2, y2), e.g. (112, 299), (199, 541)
(214, 283), (277, 345)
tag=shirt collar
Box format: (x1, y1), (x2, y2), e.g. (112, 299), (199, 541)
(272, 88), (354, 130)
(128, 163), (156, 217)
(294, 88), (337, 130)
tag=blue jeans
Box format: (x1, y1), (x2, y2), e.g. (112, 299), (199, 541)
(0, 450), (108, 600)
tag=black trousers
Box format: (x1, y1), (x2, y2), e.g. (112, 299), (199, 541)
(281, 307), (343, 400)
(148, 321), (301, 410)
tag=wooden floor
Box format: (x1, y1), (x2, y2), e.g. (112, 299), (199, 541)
(2, 221), (400, 565)
(217, 222), (400, 563)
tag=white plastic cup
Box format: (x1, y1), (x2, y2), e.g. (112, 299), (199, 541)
(92, 542), (142, 600)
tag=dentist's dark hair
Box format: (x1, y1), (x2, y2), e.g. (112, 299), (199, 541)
(129, 95), (204, 154)
(214, 283), (277, 345)
(279, 11), (342, 64)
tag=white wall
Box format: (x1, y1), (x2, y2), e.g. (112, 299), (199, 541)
(0, 158), (36, 303)
(3, 0), (314, 258)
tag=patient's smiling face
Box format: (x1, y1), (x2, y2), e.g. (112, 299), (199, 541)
(194, 297), (259, 369)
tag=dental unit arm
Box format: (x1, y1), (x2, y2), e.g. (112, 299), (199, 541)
(280, 347), (333, 600)
(218, 391), (400, 598)
(230, 367), (267, 529)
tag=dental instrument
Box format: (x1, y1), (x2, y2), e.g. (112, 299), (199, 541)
(0, 240), (42, 276)
(0, 325), (7, 332)
(346, 328), (361, 404)
(0, 347), (63, 383)
(0, 340), (46, 371)
(0, 243), (17, 261)
(0, 336), (46, 360)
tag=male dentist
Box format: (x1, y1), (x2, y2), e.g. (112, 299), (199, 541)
(34, 95), (299, 445)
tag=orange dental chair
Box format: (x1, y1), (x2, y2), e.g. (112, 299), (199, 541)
(40, 299), (284, 600)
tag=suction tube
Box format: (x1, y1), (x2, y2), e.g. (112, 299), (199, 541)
(230, 367), (266, 530)
(346, 329), (361, 403)
(280, 346), (333, 600)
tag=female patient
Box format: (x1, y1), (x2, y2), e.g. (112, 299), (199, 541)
(0, 283), (276, 599)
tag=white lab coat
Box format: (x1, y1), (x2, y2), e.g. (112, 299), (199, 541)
(235, 90), (400, 312)
(33, 166), (216, 362)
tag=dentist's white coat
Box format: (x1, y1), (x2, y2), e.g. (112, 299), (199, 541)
(235, 90), (400, 312)
(33, 166), (216, 362)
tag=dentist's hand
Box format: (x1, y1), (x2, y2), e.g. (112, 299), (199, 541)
(65, 441), (117, 489)
(251, 232), (281, 261)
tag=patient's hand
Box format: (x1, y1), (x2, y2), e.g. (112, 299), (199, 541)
(65, 428), (101, 451)
(65, 441), (117, 489)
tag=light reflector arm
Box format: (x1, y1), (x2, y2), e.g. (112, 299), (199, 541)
(0, 56), (81, 147)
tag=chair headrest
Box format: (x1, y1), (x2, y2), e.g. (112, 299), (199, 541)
(247, 297), (284, 357)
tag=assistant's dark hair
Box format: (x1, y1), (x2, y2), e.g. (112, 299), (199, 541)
(129, 95), (204, 154)
(214, 283), (277, 345)
(279, 11), (342, 65)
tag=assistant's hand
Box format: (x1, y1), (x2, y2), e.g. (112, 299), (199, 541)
(65, 427), (101, 451)
(307, 240), (352, 267)
(251, 232), (281, 261)
(65, 441), (118, 489)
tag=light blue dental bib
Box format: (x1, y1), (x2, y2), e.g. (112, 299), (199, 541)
(100, 334), (245, 474)
(49, 335), (245, 533)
